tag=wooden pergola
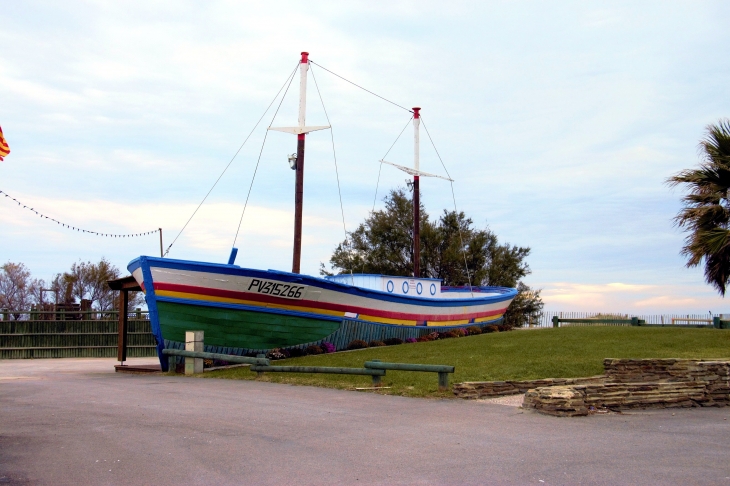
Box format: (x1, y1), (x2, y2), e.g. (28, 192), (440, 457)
(107, 275), (142, 363)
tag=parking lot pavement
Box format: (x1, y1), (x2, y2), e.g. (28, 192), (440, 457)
(2, 358), (730, 485)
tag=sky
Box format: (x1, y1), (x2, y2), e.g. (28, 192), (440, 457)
(1, 1), (729, 314)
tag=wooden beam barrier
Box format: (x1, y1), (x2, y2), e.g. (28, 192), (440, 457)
(161, 349), (270, 368)
(249, 365), (386, 377)
(364, 361), (455, 391)
(552, 317), (640, 327)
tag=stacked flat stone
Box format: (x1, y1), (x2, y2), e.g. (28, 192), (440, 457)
(452, 376), (605, 399)
(523, 382), (708, 417)
(453, 358), (730, 416)
(603, 359), (729, 407)
(523, 386), (588, 417)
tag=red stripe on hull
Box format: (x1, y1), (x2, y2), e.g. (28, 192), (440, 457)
(154, 282), (506, 322)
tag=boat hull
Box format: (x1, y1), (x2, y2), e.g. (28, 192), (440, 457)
(129, 256), (517, 370)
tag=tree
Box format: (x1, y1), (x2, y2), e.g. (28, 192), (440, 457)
(323, 188), (543, 326)
(668, 119), (730, 295)
(55, 258), (144, 311)
(0, 262), (43, 317)
(502, 282), (544, 328)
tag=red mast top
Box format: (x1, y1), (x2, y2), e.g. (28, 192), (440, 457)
(412, 107), (421, 119)
(300, 52), (309, 63)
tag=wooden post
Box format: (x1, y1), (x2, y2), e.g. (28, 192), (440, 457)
(552, 316), (559, 328)
(117, 291), (129, 363)
(256, 354), (266, 377)
(159, 228), (163, 257)
(438, 371), (449, 391)
(371, 359), (382, 387)
(185, 331), (204, 375)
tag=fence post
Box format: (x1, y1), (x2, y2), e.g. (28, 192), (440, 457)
(256, 354), (266, 377)
(552, 316), (559, 328)
(438, 372), (449, 391)
(713, 316), (720, 329)
(631, 317), (639, 326)
(185, 331), (204, 375)
(371, 359), (382, 387)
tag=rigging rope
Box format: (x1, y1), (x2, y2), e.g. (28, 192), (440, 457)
(309, 61), (413, 114)
(420, 117), (474, 294)
(0, 190), (159, 238)
(360, 116), (414, 274)
(164, 62), (300, 256)
(232, 63), (299, 247)
(309, 65), (355, 281)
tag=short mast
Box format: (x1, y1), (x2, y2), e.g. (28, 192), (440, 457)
(268, 52), (329, 274)
(412, 107), (421, 278)
(378, 107), (454, 278)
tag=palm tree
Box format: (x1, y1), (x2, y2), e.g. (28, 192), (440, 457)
(668, 119), (730, 295)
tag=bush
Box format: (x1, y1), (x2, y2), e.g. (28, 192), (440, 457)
(346, 339), (368, 350)
(369, 340), (386, 347)
(404, 337), (417, 343)
(383, 337), (403, 346)
(452, 328), (467, 337)
(266, 349), (287, 360)
(287, 347), (306, 358)
(320, 341), (336, 353)
(417, 334), (434, 342)
(484, 325), (500, 333)
(467, 326), (482, 335)
(305, 345), (324, 355)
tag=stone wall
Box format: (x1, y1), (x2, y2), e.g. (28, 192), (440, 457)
(522, 382), (708, 417)
(453, 376), (605, 399)
(453, 358), (730, 416)
(604, 358), (729, 384)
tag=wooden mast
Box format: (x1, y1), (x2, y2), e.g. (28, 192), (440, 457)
(292, 52), (309, 274)
(268, 52), (329, 274)
(412, 107), (421, 278)
(379, 107), (453, 279)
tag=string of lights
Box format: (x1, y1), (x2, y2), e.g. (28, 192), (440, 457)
(1, 189), (159, 238)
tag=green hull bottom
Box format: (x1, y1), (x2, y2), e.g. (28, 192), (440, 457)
(156, 301), (341, 350)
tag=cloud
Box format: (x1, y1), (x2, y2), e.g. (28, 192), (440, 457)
(535, 281), (728, 313)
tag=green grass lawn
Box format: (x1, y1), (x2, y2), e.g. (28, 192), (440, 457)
(202, 326), (730, 398)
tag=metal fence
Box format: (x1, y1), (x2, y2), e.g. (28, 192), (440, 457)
(527, 311), (722, 328)
(0, 310), (157, 359)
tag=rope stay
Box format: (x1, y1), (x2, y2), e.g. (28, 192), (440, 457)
(0, 190), (159, 238)
(231, 64), (299, 248)
(309, 65), (355, 282)
(164, 61), (301, 257)
(309, 60), (414, 114)
(420, 117), (474, 294)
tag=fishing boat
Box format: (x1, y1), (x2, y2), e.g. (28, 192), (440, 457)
(129, 52), (517, 370)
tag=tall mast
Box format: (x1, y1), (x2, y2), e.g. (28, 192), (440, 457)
(412, 107), (421, 278)
(292, 52), (309, 274)
(269, 52), (329, 274)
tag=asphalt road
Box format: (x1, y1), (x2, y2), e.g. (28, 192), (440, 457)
(1, 358), (729, 485)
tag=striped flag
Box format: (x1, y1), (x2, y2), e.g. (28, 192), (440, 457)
(0, 126), (9, 161)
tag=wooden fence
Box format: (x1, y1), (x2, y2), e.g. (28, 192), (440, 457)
(528, 312), (723, 328)
(0, 310), (157, 359)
